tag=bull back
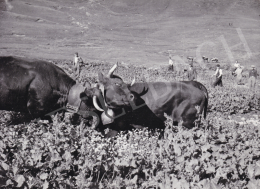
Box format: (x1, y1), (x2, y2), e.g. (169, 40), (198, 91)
(0, 56), (76, 118)
(128, 81), (208, 128)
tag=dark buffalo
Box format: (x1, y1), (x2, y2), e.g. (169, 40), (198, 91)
(89, 64), (208, 137)
(82, 85), (165, 137)
(0, 56), (100, 122)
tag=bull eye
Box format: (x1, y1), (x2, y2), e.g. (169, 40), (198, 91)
(115, 83), (121, 86)
(129, 94), (134, 101)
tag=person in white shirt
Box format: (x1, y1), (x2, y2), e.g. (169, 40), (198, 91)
(234, 61), (239, 68)
(73, 52), (83, 76)
(212, 64), (223, 87)
(232, 60), (239, 75)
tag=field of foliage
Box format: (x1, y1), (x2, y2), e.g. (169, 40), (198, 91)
(0, 60), (260, 188)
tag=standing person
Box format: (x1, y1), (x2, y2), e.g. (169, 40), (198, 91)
(232, 60), (239, 76)
(248, 65), (258, 89)
(73, 52), (84, 77)
(234, 61), (239, 69)
(235, 64), (243, 84)
(168, 56), (174, 72)
(212, 64), (223, 87)
(187, 63), (197, 81)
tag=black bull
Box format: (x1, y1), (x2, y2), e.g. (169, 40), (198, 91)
(0, 57), (208, 138)
(0, 56), (100, 122)
(91, 70), (208, 137)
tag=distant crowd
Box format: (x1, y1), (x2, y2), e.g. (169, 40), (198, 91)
(70, 53), (258, 90)
(168, 56), (258, 90)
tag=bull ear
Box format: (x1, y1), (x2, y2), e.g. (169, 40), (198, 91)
(80, 92), (88, 102)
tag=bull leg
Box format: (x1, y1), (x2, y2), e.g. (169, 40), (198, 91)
(171, 100), (194, 127)
(171, 107), (185, 127)
(181, 107), (198, 129)
(27, 78), (58, 122)
(27, 98), (45, 118)
(27, 88), (52, 122)
(171, 109), (181, 126)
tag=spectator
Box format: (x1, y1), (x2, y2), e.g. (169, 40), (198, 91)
(73, 52), (84, 76)
(168, 56), (174, 71)
(235, 64), (244, 84)
(248, 65), (258, 89)
(232, 60), (239, 75)
(187, 63), (197, 81)
(234, 61), (239, 68)
(212, 64), (223, 87)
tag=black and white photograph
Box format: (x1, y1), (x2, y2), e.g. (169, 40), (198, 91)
(0, 0), (259, 188)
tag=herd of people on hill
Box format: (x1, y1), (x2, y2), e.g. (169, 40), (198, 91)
(71, 53), (258, 90)
(168, 56), (258, 90)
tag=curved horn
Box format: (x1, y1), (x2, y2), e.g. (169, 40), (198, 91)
(93, 83), (109, 109)
(107, 63), (118, 77)
(98, 84), (109, 107)
(93, 96), (104, 112)
(130, 76), (136, 86)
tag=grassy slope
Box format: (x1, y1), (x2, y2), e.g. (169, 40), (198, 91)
(0, 0), (259, 68)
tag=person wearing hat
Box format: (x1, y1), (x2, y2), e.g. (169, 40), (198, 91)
(232, 60), (239, 76)
(73, 52), (84, 77)
(187, 63), (197, 81)
(248, 65), (258, 89)
(212, 64), (223, 87)
(234, 64), (244, 84)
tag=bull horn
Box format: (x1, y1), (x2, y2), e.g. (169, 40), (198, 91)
(130, 76), (136, 86)
(107, 63), (118, 77)
(93, 96), (104, 112)
(99, 84), (109, 107)
(93, 83), (109, 108)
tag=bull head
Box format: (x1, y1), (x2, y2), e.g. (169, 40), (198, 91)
(95, 63), (136, 109)
(81, 85), (117, 125)
(68, 63), (136, 126)
(90, 63), (137, 124)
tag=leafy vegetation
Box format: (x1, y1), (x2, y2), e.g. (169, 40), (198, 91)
(0, 60), (259, 188)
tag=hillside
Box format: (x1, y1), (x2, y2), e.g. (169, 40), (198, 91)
(0, 0), (259, 67)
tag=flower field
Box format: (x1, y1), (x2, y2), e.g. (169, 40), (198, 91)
(0, 61), (260, 188)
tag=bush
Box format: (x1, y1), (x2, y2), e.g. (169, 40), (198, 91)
(0, 60), (259, 188)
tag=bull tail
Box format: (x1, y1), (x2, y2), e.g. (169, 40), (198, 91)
(203, 95), (208, 119)
(200, 85), (208, 119)
(199, 91), (208, 120)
